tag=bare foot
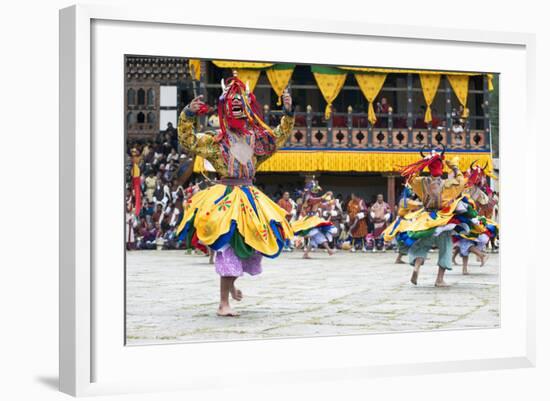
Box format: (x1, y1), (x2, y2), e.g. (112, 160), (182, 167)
(435, 280), (450, 287)
(410, 270), (419, 285)
(395, 257), (406, 264)
(230, 287), (243, 301)
(462, 269), (469, 275)
(303, 253), (312, 259)
(480, 254), (489, 267)
(217, 304), (240, 317)
(328, 249), (335, 256)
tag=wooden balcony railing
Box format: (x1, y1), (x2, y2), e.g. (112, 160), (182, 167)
(264, 109), (491, 151)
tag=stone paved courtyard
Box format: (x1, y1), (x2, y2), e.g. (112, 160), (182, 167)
(126, 249), (500, 345)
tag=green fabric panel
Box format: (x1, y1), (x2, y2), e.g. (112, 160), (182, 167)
(464, 206), (478, 218)
(230, 231), (255, 259)
(183, 215), (196, 249)
(185, 229), (195, 249)
(219, 186), (233, 200)
(310, 65), (346, 75)
(408, 228), (436, 240)
(271, 63), (295, 70)
(295, 227), (315, 237)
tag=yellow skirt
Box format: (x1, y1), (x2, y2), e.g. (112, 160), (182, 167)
(383, 197), (463, 242)
(176, 184), (293, 258)
(291, 215), (334, 237)
(383, 195), (498, 246)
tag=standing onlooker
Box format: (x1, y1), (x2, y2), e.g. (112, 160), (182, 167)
(126, 203), (138, 250)
(347, 193), (368, 252)
(370, 194), (391, 251)
(277, 191), (293, 222)
(277, 191), (294, 251)
(144, 171), (157, 202)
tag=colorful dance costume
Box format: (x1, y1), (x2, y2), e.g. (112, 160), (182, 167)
(176, 77), (294, 277)
(291, 181), (337, 248)
(454, 161), (499, 257)
(383, 148), (473, 270)
(464, 161), (498, 220)
(390, 186), (423, 257)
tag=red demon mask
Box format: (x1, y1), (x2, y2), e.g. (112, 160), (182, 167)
(400, 146), (446, 182)
(216, 76), (273, 142)
(466, 160), (489, 187)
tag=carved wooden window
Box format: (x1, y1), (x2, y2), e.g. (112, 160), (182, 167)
(137, 89), (145, 105)
(147, 88), (155, 106)
(127, 88), (135, 105)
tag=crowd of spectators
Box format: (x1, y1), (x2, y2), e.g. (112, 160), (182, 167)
(125, 129), (396, 252)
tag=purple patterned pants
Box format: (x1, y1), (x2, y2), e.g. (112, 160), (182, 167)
(215, 246), (263, 277)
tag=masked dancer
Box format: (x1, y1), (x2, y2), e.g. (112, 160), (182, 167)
(292, 179), (337, 259)
(383, 147), (473, 287)
(451, 161), (499, 273)
(386, 186), (423, 264)
(176, 76), (294, 316)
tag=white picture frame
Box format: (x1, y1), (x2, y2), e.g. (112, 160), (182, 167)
(59, 4), (536, 397)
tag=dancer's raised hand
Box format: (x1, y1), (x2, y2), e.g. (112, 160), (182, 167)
(282, 88), (292, 112)
(188, 95), (205, 113)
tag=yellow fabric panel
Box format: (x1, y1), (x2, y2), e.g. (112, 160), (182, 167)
(383, 197), (462, 241)
(291, 215), (330, 235)
(447, 75), (470, 115)
(383, 198), (472, 242)
(131, 163), (140, 178)
(419, 74), (441, 123)
(266, 67), (295, 105)
(212, 61), (274, 69)
(188, 59), (201, 81)
(487, 73), (494, 91)
(410, 173), (467, 209)
(339, 66), (485, 76)
(458, 217), (499, 240)
(397, 198), (423, 217)
(354, 73), (387, 125)
(194, 151), (493, 174)
(177, 184), (292, 256)
(234, 69), (261, 92)
(312, 71), (347, 119)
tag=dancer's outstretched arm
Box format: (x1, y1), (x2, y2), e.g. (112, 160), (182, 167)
(257, 89), (295, 168)
(177, 95), (219, 161)
(443, 157), (467, 199)
(409, 174), (426, 201)
(271, 88), (295, 147)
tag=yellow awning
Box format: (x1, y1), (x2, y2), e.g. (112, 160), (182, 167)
(212, 60), (274, 69)
(194, 151), (493, 174)
(338, 66), (491, 76)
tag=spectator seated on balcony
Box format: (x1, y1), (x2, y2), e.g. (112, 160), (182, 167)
(413, 118), (427, 129)
(429, 108), (442, 128)
(332, 114), (347, 128)
(352, 115), (369, 127)
(294, 114), (307, 127)
(311, 115), (323, 126)
(413, 106), (428, 129)
(393, 117), (407, 129)
(433, 119), (443, 128)
(374, 97), (391, 128)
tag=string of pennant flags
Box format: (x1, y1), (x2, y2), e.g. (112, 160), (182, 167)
(188, 59), (493, 124)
